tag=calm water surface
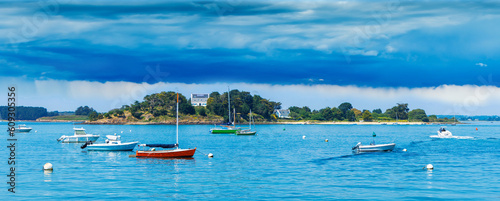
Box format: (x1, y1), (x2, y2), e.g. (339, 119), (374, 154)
(2, 122), (499, 200)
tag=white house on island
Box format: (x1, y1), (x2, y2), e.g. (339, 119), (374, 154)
(191, 93), (209, 106)
(274, 109), (290, 118)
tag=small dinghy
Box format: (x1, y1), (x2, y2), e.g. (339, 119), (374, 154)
(352, 142), (396, 153)
(352, 132), (395, 153)
(81, 134), (138, 151)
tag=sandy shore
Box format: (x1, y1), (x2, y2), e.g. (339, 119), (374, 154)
(272, 121), (429, 125)
(5, 120), (459, 125)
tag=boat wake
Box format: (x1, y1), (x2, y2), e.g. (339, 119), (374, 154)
(429, 135), (474, 139)
(310, 155), (357, 165)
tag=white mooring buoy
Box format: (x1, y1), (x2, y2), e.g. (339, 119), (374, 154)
(302, 135), (306, 139)
(403, 148), (407, 152)
(424, 164), (434, 170)
(43, 163), (53, 170)
(208, 153), (214, 158)
(325, 139), (329, 142)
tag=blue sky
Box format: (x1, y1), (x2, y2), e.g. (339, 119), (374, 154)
(1, 0), (500, 115)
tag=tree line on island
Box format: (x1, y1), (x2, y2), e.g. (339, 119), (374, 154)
(0, 89), (458, 123)
(91, 90), (282, 122)
(288, 103), (445, 122)
(0, 106), (58, 120)
(83, 89), (455, 123)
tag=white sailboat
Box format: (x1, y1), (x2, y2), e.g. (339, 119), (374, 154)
(210, 87), (241, 134)
(135, 93), (196, 158)
(236, 110), (256, 135)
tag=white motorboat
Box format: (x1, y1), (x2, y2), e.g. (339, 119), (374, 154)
(15, 124), (32, 133)
(352, 142), (396, 153)
(81, 134), (138, 151)
(57, 127), (99, 143)
(430, 127), (473, 139)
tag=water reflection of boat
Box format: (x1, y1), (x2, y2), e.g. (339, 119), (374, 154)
(81, 134), (138, 151)
(57, 127), (99, 143)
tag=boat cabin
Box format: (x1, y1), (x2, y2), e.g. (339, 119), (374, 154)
(73, 128), (87, 135)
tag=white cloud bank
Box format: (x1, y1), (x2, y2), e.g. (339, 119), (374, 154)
(1, 77), (499, 115)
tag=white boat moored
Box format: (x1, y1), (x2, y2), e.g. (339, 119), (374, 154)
(81, 134), (138, 151)
(16, 124), (32, 133)
(352, 142), (396, 153)
(57, 127), (99, 143)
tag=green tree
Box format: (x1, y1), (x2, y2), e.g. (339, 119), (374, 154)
(75, 106), (95, 116)
(428, 115), (438, 122)
(345, 110), (356, 121)
(338, 102), (353, 120)
(320, 107), (333, 120)
(386, 103), (410, 120)
(351, 108), (362, 120)
(196, 106), (207, 116)
(362, 110), (373, 121)
(88, 111), (98, 121)
(331, 107), (343, 121)
(408, 109), (427, 121)
(311, 110), (324, 120)
(372, 108), (382, 114)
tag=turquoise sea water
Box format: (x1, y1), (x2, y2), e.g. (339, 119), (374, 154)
(1, 122), (499, 200)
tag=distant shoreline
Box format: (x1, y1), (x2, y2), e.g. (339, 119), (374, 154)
(1, 119), (467, 125)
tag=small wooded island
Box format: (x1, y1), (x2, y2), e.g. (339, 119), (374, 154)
(13, 89), (465, 125)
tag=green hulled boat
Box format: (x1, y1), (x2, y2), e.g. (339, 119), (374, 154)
(210, 126), (241, 134)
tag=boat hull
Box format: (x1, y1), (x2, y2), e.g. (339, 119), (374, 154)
(354, 143), (395, 153)
(59, 135), (100, 143)
(136, 148), (196, 158)
(87, 142), (139, 151)
(15, 128), (32, 133)
(210, 128), (239, 134)
(430, 135), (473, 139)
(235, 131), (256, 135)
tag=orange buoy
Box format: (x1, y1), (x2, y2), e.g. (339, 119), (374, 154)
(476, 128), (478, 131)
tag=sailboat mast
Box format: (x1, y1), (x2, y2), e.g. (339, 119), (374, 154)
(249, 110), (252, 129)
(234, 108), (236, 126)
(176, 93), (179, 145)
(228, 87), (231, 124)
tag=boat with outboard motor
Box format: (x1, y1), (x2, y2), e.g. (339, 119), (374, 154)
(81, 134), (138, 151)
(352, 132), (395, 153)
(430, 127), (473, 139)
(352, 142), (396, 153)
(57, 127), (99, 143)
